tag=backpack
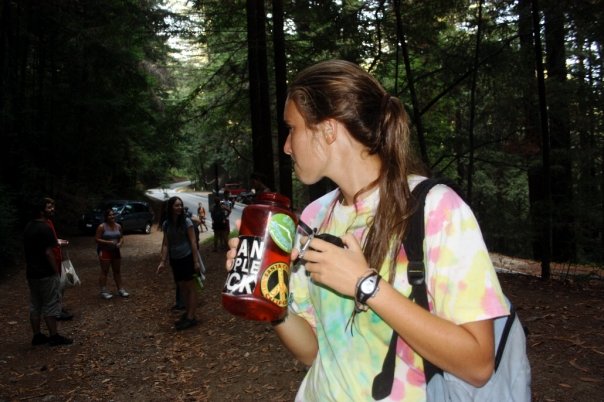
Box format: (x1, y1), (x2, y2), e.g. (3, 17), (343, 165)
(372, 178), (531, 401)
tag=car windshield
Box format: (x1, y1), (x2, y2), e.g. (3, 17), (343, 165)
(93, 202), (125, 213)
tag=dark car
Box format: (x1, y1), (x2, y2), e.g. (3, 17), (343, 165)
(79, 200), (154, 234)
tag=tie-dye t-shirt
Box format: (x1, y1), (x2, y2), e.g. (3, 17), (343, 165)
(290, 175), (509, 401)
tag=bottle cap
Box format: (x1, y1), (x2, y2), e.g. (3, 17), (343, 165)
(256, 192), (291, 209)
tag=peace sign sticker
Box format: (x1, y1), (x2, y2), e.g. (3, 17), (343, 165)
(260, 262), (290, 307)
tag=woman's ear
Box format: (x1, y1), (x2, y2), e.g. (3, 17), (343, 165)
(321, 119), (337, 144)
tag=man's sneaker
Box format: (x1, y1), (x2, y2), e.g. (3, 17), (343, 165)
(56, 309), (74, 321)
(118, 288), (129, 298)
(175, 317), (198, 331)
(48, 334), (73, 346)
(31, 333), (49, 345)
(100, 290), (113, 300)
(174, 313), (187, 325)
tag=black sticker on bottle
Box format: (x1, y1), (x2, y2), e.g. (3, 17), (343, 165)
(223, 236), (265, 295)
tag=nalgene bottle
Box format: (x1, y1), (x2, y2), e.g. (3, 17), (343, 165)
(222, 192), (297, 321)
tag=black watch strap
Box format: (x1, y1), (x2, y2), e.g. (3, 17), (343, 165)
(356, 272), (381, 305)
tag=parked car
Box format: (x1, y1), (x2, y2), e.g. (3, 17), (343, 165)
(79, 200), (154, 234)
(219, 182), (246, 198)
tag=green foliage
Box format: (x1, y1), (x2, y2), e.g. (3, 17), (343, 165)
(178, 0), (602, 265)
(174, 1), (255, 188)
(0, 0), (181, 248)
(1, 0), (602, 267)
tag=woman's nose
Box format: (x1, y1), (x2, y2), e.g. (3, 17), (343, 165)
(283, 134), (292, 155)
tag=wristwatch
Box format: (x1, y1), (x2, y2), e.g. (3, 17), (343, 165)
(355, 271), (381, 312)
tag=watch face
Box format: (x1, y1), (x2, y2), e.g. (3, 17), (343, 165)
(361, 275), (377, 294)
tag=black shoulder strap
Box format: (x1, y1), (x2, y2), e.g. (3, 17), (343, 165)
(404, 178), (446, 383)
(405, 178), (442, 308)
(373, 178), (517, 400)
(372, 178), (447, 399)
(405, 176), (463, 300)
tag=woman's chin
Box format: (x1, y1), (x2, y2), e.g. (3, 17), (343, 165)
(297, 174), (323, 186)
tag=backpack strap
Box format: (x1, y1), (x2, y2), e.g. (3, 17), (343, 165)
(373, 177), (520, 400)
(372, 177), (460, 399)
(494, 304), (516, 370)
(403, 178), (444, 382)
(372, 178), (445, 399)
(406, 178), (516, 373)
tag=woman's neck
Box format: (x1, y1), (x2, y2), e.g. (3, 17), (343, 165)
(334, 154), (381, 206)
(326, 126), (382, 205)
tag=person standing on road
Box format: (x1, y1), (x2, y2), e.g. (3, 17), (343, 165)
(23, 197), (73, 346)
(157, 196), (202, 331)
(96, 209), (129, 299)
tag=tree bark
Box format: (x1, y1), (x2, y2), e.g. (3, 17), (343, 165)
(246, 0), (274, 189)
(518, 0), (544, 265)
(466, 0), (484, 204)
(271, 0), (292, 200)
(393, 0), (428, 166)
(543, 0), (575, 262)
(530, 0), (552, 279)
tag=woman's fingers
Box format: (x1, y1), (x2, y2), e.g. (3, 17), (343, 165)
(340, 233), (361, 251)
(301, 234), (369, 297)
(225, 237), (240, 271)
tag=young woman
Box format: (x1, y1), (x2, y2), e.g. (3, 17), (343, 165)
(226, 60), (509, 400)
(157, 196), (202, 331)
(96, 209), (128, 299)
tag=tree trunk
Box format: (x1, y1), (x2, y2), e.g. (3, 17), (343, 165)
(466, 0), (484, 204)
(543, 0), (575, 262)
(574, 35), (600, 261)
(271, 0), (292, 201)
(530, 0), (552, 279)
(393, 0), (428, 166)
(246, 0), (274, 189)
(518, 0), (543, 263)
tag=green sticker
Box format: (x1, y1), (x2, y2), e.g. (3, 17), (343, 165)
(268, 213), (296, 253)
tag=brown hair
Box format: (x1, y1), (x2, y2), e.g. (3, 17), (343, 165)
(103, 208), (112, 221)
(32, 197), (55, 217)
(287, 59), (427, 281)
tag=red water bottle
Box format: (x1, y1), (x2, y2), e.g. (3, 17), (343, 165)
(222, 192), (297, 322)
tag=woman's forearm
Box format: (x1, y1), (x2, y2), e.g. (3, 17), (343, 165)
(367, 282), (495, 386)
(272, 313), (318, 366)
(160, 245), (168, 262)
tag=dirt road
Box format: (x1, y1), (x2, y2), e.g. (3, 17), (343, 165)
(0, 228), (602, 401)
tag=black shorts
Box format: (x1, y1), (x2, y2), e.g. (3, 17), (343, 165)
(170, 253), (195, 282)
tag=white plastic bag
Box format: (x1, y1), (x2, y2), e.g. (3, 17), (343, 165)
(193, 250), (206, 292)
(60, 255), (81, 289)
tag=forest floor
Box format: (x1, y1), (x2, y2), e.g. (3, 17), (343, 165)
(0, 228), (602, 401)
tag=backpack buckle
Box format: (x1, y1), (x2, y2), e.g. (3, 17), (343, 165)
(407, 261), (425, 286)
